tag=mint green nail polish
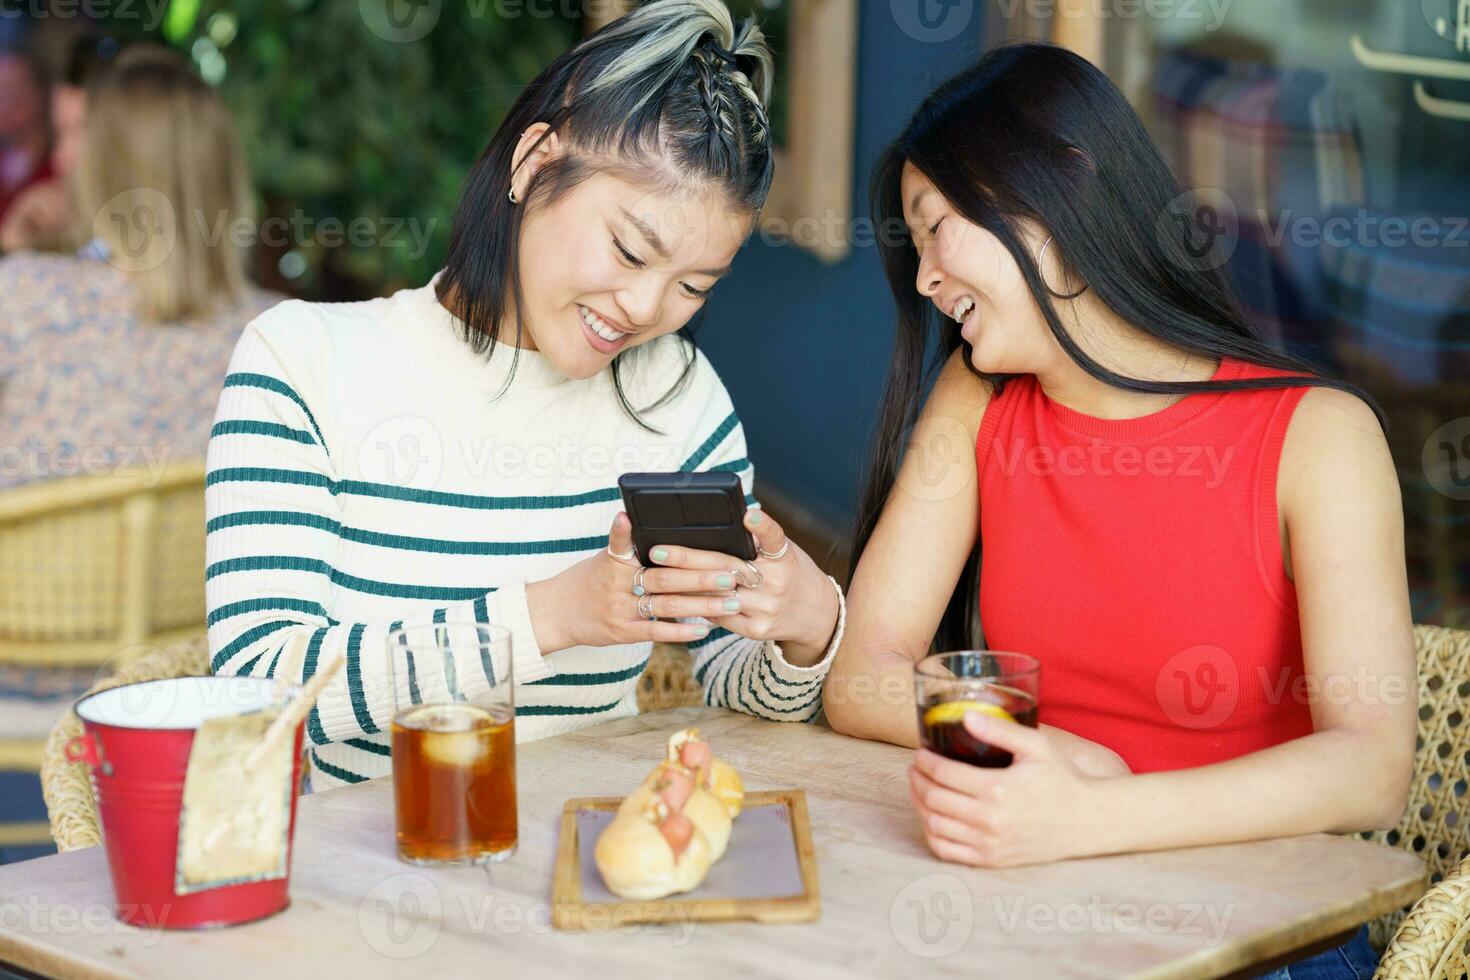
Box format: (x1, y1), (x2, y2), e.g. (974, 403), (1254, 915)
(748, 511), (763, 525)
(691, 625), (709, 638)
(716, 574), (734, 589)
(723, 598), (740, 612)
(651, 548), (668, 562)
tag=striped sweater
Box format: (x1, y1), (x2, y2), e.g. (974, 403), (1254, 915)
(205, 275), (836, 787)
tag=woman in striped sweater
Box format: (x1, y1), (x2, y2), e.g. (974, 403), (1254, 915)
(205, 0), (844, 787)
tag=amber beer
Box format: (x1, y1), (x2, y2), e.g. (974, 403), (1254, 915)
(388, 622), (516, 865)
(391, 703), (517, 863)
(913, 652), (1041, 769)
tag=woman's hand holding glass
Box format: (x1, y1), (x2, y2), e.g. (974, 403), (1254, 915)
(909, 712), (1128, 868)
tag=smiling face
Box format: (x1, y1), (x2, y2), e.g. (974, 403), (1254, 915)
(501, 131), (752, 380)
(900, 162), (1068, 378)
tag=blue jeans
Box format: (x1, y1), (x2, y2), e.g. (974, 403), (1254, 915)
(1254, 926), (1378, 980)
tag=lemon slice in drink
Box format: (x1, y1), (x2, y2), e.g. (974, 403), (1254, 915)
(924, 700), (1015, 727)
(400, 703), (497, 768)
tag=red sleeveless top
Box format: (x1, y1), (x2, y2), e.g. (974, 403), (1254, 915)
(975, 358), (1314, 773)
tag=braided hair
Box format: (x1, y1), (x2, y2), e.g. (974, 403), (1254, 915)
(436, 0), (775, 428)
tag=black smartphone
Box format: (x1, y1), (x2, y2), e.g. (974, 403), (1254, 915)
(618, 471), (757, 563)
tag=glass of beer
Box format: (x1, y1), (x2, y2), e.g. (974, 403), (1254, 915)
(387, 621), (516, 865)
(914, 652), (1040, 768)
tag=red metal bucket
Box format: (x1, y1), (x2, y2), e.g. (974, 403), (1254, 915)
(66, 675), (306, 929)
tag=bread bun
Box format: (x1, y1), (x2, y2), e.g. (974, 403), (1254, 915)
(593, 804), (712, 901)
(707, 758), (744, 818)
(681, 784), (732, 860)
(592, 729), (743, 900)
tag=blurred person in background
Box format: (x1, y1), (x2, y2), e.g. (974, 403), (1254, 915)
(0, 44), (282, 490)
(0, 33), (117, 253)
(0, 41), (51, 234)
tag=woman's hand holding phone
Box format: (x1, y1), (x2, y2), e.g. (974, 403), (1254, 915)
(525, 510), (840, 664)
(641, 508), (841, 668)
(525, 512), (744, 654)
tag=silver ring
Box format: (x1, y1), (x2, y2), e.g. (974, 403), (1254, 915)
(735, 560), (762, 590)
(607, 543), (638, 564)
(758, 540), (789, 560)
(637, 593), (657, 621)
(631, 566), (648, 597)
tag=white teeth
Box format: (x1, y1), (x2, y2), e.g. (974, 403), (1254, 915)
(579, 305), (627, 343)
(951, 296), (975, 323)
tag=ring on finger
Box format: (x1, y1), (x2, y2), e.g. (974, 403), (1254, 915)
(631, 566), (648, 597)
(636, 593), (657, 621)
(735, 560), (762, 590)
(607, 543), (638, 564)
(758, 540), (789, 560)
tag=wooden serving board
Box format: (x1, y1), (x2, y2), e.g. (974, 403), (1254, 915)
(551, 788), (820, 930)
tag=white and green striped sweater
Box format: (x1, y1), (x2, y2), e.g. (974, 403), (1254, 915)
(205, 275), (836, 787)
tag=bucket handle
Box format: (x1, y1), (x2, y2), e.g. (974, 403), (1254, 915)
(64, 733), (113, 776)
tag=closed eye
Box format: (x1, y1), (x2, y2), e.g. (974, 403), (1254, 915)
(615, 236), (713, 301)
(612, 237), (644, 268)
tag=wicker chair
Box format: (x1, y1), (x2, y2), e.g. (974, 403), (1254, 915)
(0, 462), (209, 667)
(2, 463), (209, 851)
(1366, 625), (1470, 979)
(636, 642), (702, 712)
(42, 638), (703, 851)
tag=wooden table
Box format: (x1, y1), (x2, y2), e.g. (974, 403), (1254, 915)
(0, 707), (1426, 979)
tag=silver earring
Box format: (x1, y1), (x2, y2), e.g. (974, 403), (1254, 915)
(1038, 235), (1088, 299)
(508, 187), (519, 205)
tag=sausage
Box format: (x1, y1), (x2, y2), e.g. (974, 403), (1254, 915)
(679, 739), (712, 774)
(659, 811), (694, 857)
(659, 768), (694, 812)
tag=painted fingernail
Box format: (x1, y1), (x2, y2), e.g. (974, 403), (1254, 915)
(651, 548), (668, 562)
(723, 598), (741, 612)
(715, 574), (734, 589)
(748, 511), (763, 525)
(691, 625), (709, 638)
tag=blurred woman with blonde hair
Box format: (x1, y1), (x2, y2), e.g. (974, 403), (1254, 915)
(0, 44), (281, 489)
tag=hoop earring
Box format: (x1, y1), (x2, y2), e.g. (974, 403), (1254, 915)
(507, 187), (519, 205)
(1038, 235), (1088, 300)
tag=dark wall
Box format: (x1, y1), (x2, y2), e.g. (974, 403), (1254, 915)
(698, 2), (986, 533)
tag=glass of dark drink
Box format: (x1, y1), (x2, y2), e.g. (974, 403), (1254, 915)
(914, 652), (1040, 767)
(387, 622), (516, 865)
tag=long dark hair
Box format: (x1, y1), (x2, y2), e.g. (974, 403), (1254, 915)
(436, 0), (774, 431)
(853, 43), (1379, 651)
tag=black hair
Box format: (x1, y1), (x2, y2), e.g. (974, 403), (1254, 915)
(854, 43), (1381, 651)
(436, 0), (774, 431)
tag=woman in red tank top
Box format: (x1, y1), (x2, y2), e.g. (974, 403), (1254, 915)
(826, 43), (1415, 920)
